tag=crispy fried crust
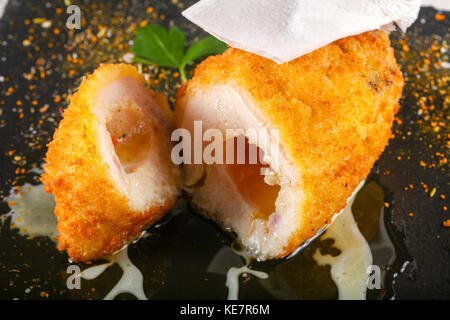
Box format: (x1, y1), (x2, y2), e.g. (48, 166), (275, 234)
(42, 64), (174, 262)
(176, 31), (403, 258)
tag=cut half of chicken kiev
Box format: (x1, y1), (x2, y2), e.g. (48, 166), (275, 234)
(175, 30), (403, 261)
(42, 64), (181, 262)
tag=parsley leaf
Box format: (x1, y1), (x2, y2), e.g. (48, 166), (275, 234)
(131, 25), (228, 82)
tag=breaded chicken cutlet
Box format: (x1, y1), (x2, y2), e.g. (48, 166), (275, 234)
(175, 30), (403, 260)
(42, 64), (181, 262)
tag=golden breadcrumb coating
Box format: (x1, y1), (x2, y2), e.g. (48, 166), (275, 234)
(42, 64), (175, 262)
(176, 31), (403, 258)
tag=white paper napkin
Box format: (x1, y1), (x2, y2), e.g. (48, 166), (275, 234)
(183, 0), (421, 64)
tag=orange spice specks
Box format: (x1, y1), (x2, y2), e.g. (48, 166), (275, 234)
(408, 212), (414, 217)
(435, 13), (445, 21)
(444, 220), (450, 227)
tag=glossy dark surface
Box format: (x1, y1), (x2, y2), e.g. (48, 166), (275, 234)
(0, 1), (448, 299)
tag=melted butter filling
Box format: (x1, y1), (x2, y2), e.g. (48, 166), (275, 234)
(224, 137), (280, 220)
(107, 103), (152, 171)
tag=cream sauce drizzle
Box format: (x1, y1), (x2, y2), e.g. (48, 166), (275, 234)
(3, 183), (57, 241)
(225, 250), (268, 300)
(421, 0), (450, 11)
(313, 181), (372, 300)
(4, 181), (372, 300)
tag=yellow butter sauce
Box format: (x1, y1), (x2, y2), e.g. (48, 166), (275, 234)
(3, 183), (57, 240)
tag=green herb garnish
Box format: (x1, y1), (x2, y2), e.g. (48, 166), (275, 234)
(131, 25), (228, 82)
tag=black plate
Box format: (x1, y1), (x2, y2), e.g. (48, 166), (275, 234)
(0, 0), (448, 300)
